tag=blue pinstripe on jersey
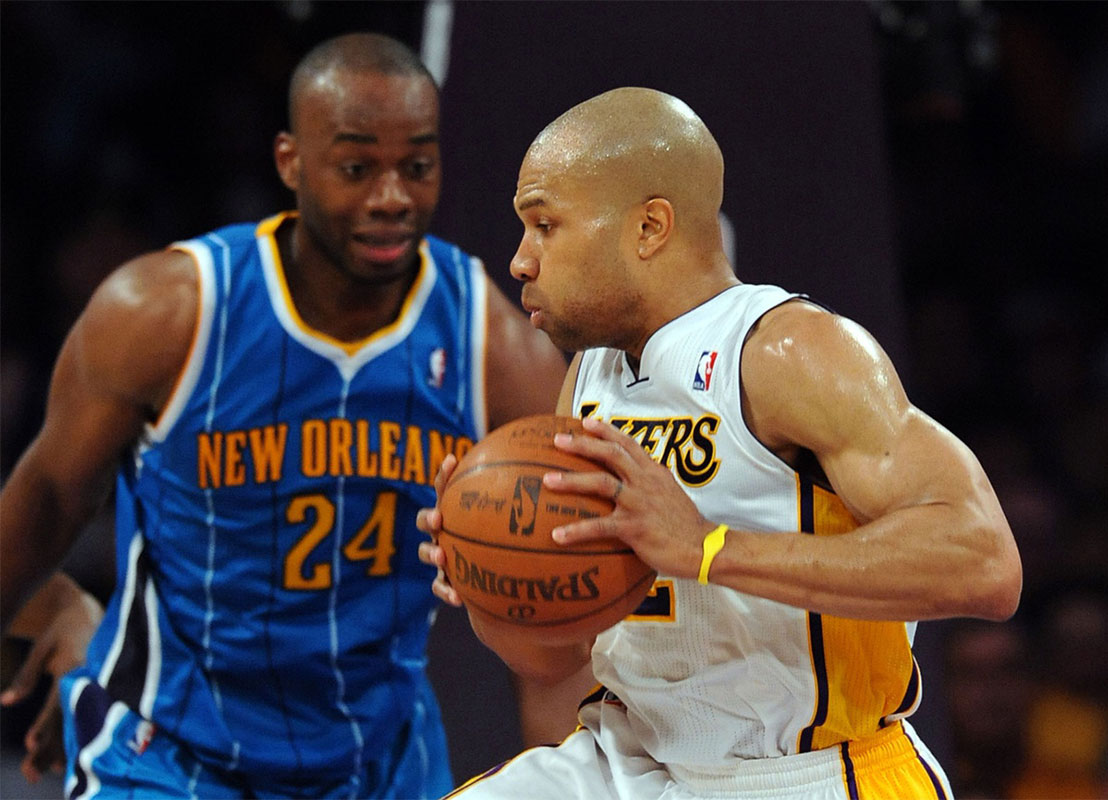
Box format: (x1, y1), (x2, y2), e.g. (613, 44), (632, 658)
(74, 213), (485, 795)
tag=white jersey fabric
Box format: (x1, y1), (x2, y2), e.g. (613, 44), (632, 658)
(446, 283), (951, 800)
(574, 284), (922, 767)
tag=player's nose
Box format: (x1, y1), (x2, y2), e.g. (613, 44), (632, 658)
(365, 171), (413, 217)
(510, 244), (538, 282)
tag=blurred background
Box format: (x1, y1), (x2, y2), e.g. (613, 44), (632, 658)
(1, 1), (1105, 798)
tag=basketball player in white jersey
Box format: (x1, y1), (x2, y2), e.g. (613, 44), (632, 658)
(418, 87), (1021, 799)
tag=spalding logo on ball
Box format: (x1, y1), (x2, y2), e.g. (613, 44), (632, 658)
(439, 414), (656, 643)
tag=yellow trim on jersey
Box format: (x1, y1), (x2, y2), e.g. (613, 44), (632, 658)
(256, 211), (431, 357)
(155, 246), (206, 432)
(798, 481), (918, 753)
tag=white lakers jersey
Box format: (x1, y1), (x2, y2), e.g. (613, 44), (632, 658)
(572, 284), (922, 768)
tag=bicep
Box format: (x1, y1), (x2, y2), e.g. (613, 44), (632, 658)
(745, 306), (985, 522)
(820, 406), (996, 526)
(0, 251), (198, 618)
(25, 250), (199, 503)
(29, 331), (147, 501)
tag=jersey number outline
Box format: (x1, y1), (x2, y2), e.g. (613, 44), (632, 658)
(626, 579), (677, 622)
(284, 492), (397, 589)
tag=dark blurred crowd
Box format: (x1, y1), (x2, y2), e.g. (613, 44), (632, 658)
(876, 2), (1108, 797)
(1, 2), (1105, 798)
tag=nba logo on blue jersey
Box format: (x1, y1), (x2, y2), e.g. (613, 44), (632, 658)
(127, 720), (156, 755)
(428, 347), (446, 388)
(693, 351), (717, 391)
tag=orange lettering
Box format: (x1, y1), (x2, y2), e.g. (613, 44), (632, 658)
(379, 421), (401, 480)
(402, 425), (426, 484)
(249, 424), (287, 483)
(302, 420), (327, 477)
(198, 432), (222, 489)
(329, 419), (353, 476)
(225, 431), (247, 486)
(356, 420), (377, 477)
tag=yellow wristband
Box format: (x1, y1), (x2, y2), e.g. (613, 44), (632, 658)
(697, 523), (729, 584)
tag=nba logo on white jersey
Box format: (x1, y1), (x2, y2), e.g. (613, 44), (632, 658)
(693, 351), (717, 391)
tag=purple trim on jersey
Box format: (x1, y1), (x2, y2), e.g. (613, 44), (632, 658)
(798, 476), (830, 753)
(840, 740), (861, 800)
(70, 681), (113, 798)
(908, 734), (950, 799)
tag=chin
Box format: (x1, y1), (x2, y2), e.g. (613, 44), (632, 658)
(346, 258), (417, 285)
(545, 328), (590, 354)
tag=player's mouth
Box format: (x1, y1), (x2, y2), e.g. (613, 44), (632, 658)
(522, 297), (545, 329)
(352, 231), (415, 264)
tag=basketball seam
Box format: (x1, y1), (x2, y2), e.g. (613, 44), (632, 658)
(439, 527), (633, 556)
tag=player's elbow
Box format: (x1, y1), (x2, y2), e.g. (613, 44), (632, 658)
(966, 525), (1023, 621)
(980, 548), (1022, 621)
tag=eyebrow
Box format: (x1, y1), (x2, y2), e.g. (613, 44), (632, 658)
(332, 132), (440, 145)
(515, 197), (546, 212)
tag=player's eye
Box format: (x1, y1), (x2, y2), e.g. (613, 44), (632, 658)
(406, 159), (436, 180)
(341, 163), (369, 180)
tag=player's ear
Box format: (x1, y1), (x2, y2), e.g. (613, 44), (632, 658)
(637, 197), (674, 259)
(274, 132), (300, 192)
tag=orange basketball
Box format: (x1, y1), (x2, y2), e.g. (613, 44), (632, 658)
(439, 414), (656, 644)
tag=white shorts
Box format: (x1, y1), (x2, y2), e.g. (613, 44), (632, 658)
(445, 695), (952, 800)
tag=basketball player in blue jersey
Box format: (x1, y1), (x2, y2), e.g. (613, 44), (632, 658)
(0, 33), (587, 799)
(418, 88), (1022, 799)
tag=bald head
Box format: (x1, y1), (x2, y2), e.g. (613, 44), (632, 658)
(528, 88), (725, 232)
(288, 33), (436, 132)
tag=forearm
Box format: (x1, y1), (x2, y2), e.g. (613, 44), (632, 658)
(1, 463), (100, 631)
(707, 503), (1020, 622)
(468, 608), (593, 686)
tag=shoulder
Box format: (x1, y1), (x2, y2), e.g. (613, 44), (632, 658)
(77, 248), (200, 411)
(84, 249), (198, 345)
(92, 247), (198, 307)
(741, 300), (908, 453)
(745, 301), (895, 380)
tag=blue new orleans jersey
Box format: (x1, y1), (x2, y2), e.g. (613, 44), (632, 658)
(70, 212), (487, 796)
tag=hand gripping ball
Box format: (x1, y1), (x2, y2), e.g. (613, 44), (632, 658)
(439, 415), (656, 643)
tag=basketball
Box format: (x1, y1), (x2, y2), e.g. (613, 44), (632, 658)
(439, 414), (656, 643)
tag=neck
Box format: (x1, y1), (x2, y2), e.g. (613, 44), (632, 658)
(624, 254), (739, 364)
(279, 222), (418, 342)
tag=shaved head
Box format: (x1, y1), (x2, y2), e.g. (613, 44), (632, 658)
(512, 88), (737, 357)
(527, 88), (725, 236)
(288, 32), (436, 132)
